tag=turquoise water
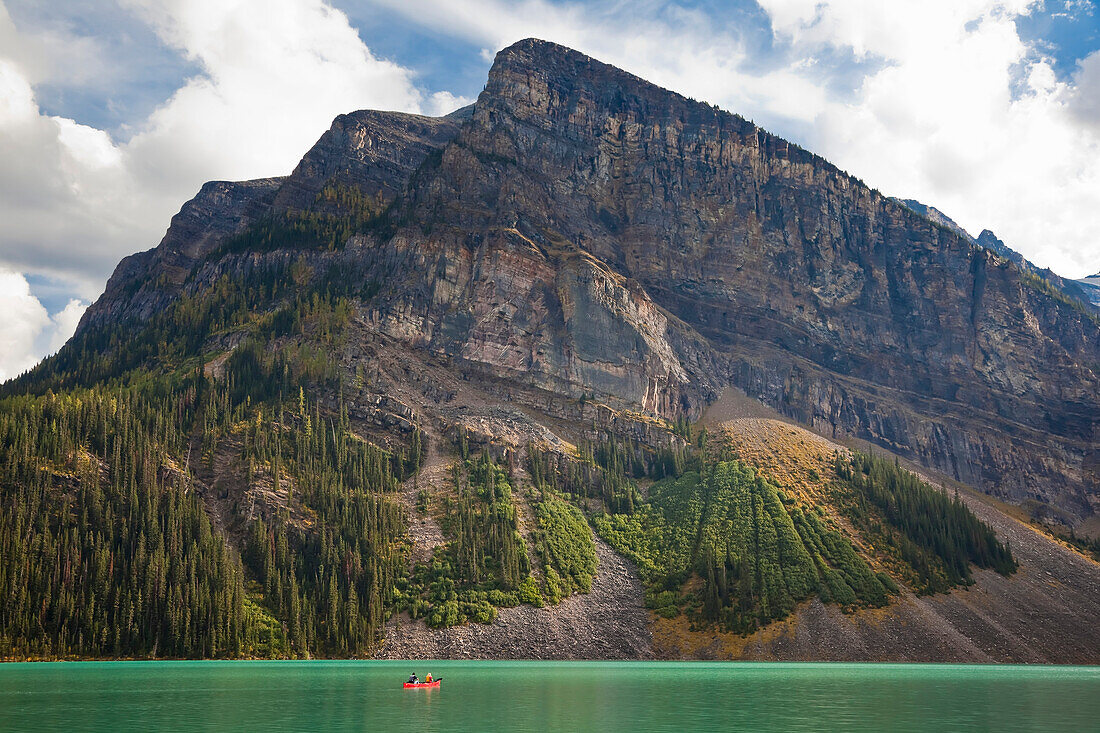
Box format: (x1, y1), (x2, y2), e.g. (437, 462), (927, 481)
(1, 661), (1098, 732)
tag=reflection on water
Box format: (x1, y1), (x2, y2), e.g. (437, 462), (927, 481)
(0, 660), (1097, 732)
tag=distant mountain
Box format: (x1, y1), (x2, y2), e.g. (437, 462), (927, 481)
(893, 198), (973, 240)
(1077, 272), (1100, 307)
(894, 200), (1099, 315)
(2, 39), (1098, 662)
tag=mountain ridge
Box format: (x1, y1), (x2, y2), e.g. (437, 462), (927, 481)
(49, 37), (1100, 528)
(3, 37), (1098, 663)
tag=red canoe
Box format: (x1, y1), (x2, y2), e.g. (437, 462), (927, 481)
(403, 681), (440, 689)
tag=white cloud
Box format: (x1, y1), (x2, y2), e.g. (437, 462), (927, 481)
(0, 268), (85, 382)
(0, 2), (108, 89)
(0, 0), (464, 290)
(121, 0), (429, 187)
(46, 299), (88, 354)
(0, 54), (137, 299)
(425, 90), (473, 117)
(0, 0), (469, 370)
(1070, 49), (1100, 129)
(766, 0), (1100, 277)
(368, 0), (831, 125)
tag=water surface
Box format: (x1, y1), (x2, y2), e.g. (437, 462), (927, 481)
(1, 660), (1097, 732)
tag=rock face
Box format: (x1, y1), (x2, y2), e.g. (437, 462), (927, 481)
(1080, 274), (1100, 307)
(76, 39), (1098, 526)
(894, 198), (974, 240)
(78, 177), (283, 334)
(972, 229), (1099, 313)
(271, 108), (469, 213)
(78, 109), (469, 336)
(894, 201), (1099, 315)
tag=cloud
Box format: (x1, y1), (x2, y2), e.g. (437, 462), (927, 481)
(366, 0), (835, 126)
(46, 299), (88, 354)
(0, 0), (468, 289)
(0, 53), (136, 299)
(764, 0), (1100, 277)
(0, 268), (85, 382)
(121, 0), (431, 187)
(0, 0), (471, 371)
(1070, 49), (1100, 128)
(425, 90), (472, 116)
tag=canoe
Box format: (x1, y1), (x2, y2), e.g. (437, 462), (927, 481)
(403, 681), (440, 689)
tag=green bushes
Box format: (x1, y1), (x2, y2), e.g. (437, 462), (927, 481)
(595, 460), (893, 634)
(645, 590), (681, 618)
(398, 454), (535, 627)
(536, 498), (597, 598)
(517, 577), (544, 607)
(402, 456), (603, 624)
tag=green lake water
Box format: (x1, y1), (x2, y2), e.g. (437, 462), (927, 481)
(1, 661), (1098, 732)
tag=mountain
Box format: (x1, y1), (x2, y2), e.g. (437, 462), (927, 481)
(2, 39), (1098, 662)
(1077, 272), (1100, 307)
(973, 229), (1100, 314)
(76, 39), (1099, 521)
(893, 198), (973, 240)
(893, 199), (1100, 316)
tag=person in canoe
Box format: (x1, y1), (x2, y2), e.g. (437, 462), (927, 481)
(425, 673), (432, 683)
(407, 673), (419, 684)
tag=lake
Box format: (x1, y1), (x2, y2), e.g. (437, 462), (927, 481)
(1, 661), (1097, 732)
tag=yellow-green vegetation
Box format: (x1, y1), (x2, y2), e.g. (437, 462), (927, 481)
(395, 454), (604, 625)
(527, 433), (696, 514)
(577, 418), (1015, 635)
(218, 183), (388, 256)
(242, 594), (290, 658)
(1054, 530), (1100, 563)
(594, 461), (893, 634)
(1019, 269), (1100, 322)
(536, 497), (597, 603)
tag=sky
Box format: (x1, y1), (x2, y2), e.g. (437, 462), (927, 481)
(1, 0), (1098, 380)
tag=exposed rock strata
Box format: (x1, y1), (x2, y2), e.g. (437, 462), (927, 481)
(76, 39), (1099, 526)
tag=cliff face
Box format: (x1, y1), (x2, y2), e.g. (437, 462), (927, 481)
(364, 39), (1098, 519)
(78, 177), (283, 334)
(79, 109), (467, 337)
(271, 108), (469, 213)
(75, 39), (1098, 525)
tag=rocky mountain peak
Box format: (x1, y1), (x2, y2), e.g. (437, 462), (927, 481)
(480, 38), (761, 148)
(51, 39), (1100, 531)
(272, 109), (464, 213)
